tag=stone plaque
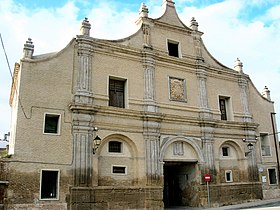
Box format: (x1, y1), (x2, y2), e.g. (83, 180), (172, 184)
(173, 142), (184, 156)
(169, 77), (186, 102)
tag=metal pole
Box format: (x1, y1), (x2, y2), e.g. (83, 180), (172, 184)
(207, 181), (210, 208)
(271, 112), (280, 185)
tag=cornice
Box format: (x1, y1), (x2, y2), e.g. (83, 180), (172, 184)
(154, 20), (193, 35)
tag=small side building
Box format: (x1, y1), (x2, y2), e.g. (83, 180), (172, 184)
(6, 0), (279, 209)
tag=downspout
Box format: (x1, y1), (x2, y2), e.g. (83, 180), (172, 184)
(271, 112), (280, 185)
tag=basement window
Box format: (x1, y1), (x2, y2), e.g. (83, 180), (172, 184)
(112, 165), (126, 174)
(225, 170), (233, 182)
(167, 40), (179, 58)
(44, 113), (61, 134)
(40, 170), (59, 200)
(268, 168), (277, 185)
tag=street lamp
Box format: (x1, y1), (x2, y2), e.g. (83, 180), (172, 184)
(244, 142), (254, 157)
(247, 143), (253, 151)
(92, 127), (102, 154)
(93, 135), (101, 154)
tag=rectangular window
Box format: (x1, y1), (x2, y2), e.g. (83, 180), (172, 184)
(225, 170), (233, 182)
(222, 147), (229, 157)
(167, 40), (179, 57)
(40, 170), (59, 200)
(219, 98), (227, 120)
(108, 141), (122, 153)
(109, 79), (125, 108)
(261, 133), (271, 156)
(219, 96), (233, 121)
(44, 113), (60, 134)
(268, 168), (277, 185)
(112, 166), (126, 174)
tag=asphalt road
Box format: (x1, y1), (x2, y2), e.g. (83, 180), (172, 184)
(165, 200), (280, 210)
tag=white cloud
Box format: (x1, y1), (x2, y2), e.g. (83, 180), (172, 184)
(87, 2), (139, 39)
(179, 0), (280, 125)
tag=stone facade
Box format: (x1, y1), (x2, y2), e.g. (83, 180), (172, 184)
(3, 0), (279, 209)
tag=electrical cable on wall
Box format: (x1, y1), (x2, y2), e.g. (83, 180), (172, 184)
(0, 33), (29, 119)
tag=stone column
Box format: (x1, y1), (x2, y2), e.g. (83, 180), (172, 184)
(73, 113), (95, 187)
(143, 114), (163, 185)
(238, 77), (252, 122)
(143, 51), (157, 112)
(200, 124), (215, 175)
(197, 69), (212, 119)
(197, 69), (215, 177)
(244, 129), (258, 182)
(75, 19), (94, 104)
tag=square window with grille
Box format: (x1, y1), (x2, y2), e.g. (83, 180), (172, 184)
(44, 114), (60, 134)
(40, 170), (59, 200)
(109, 79), (125, 108)
(108, 141), (122, 153)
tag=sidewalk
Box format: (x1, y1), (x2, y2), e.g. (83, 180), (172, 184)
(165, 198), (280, 210)
(210, 198), (280, 210)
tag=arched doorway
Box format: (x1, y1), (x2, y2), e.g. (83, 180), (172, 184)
(163, 161), (198, 207)
(160, 137), (204, 207)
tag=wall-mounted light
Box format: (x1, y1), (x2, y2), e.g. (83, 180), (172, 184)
(92, 127), (101, 154)
(242, 137), (255, 157)
(93, 135), (101, 154)
(245, 142), (254, 156)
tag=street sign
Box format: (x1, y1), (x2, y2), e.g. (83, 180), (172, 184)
(204, 174), (211, 208)
(204, 174), (211, 182)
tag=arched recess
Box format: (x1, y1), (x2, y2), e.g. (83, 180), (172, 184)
(96, 134), (138, 157)
(160, 136), (205, 207)
(217, 140), (244, 159)
(160, 136), (205, 164)
(217, 140), (246, 183)
(94, 134), (139, 186)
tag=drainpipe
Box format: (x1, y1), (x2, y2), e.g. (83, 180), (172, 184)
(271, 112), (280, 185)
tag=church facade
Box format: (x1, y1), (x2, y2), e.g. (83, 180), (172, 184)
(4, 0), (279, 209)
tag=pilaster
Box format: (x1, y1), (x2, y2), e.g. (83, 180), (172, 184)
(196, 69), (212, 119)
(75, 18), (94, 104)
(238, 77), (252, 122)
(143, 113), (164, 185)
(190, 17), (204, 62)
(72, 112), (95, 187)
(200, 123), (215, 174)
(243, 123), (258, 181)
(143, 50), (157, 112)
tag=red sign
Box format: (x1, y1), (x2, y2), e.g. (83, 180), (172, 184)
(204, 174), (211, 182)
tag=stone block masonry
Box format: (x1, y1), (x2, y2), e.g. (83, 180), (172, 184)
(69, 186), (163, 210)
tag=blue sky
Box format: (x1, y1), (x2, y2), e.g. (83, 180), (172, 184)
(12, 0), (280, 22)
(1, 0), (280, 147)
